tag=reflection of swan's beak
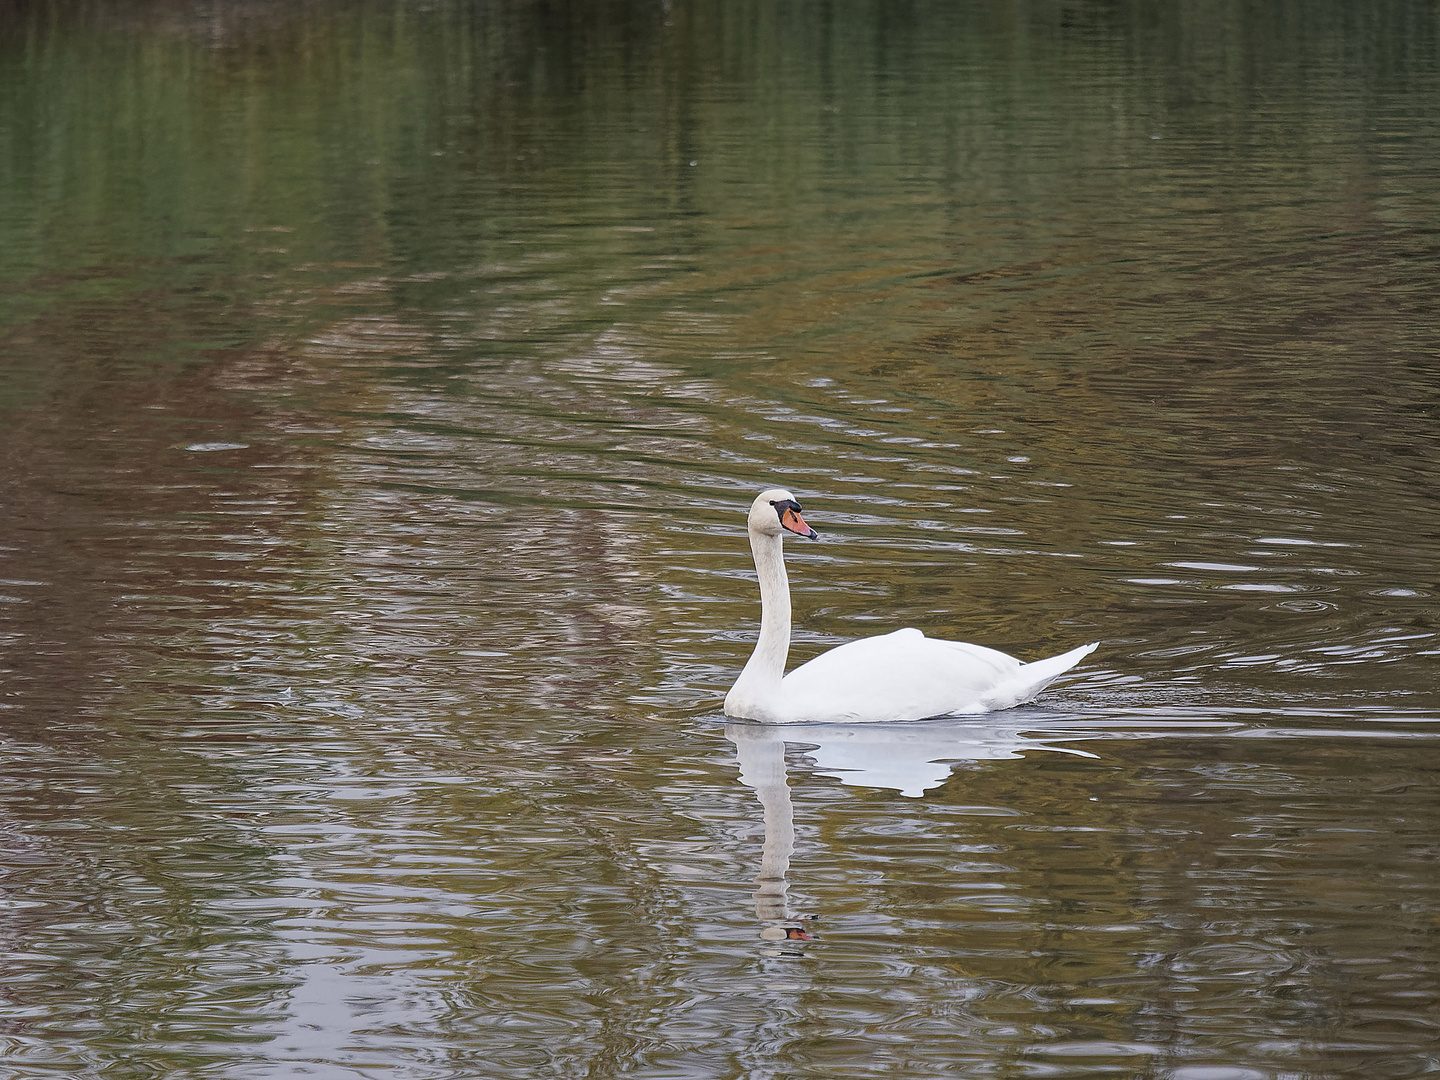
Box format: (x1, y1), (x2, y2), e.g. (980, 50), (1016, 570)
(782, 509), (818, 539)
(759, 922), (816, 941)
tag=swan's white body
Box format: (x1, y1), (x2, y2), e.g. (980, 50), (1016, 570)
(723, 489), (1097, 724)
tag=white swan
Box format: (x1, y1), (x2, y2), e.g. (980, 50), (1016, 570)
(723, 489), (1097, 723)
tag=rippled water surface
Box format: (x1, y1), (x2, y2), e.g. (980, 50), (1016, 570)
(2, 2), (1439, 1077)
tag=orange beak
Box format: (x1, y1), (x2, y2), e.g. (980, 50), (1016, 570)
(781, 508), (817, 539)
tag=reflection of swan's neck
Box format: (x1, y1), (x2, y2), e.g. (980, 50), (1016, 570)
(754, 776), (794, 922)
(731, 727), (795, 923)
(730, 531), (791, 715)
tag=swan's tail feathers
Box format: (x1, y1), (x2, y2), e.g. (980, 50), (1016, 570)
(1008, 642), (1098, 704)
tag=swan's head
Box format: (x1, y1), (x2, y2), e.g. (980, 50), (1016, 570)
(748, 488), (818, 540)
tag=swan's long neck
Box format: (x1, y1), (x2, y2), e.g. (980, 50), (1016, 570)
(727, 530), (791, 718)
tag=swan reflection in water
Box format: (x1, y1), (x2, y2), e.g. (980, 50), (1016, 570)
(725, 716), (1098, 947)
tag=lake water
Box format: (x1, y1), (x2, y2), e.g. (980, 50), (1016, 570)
(2, 1), (1439, 1077)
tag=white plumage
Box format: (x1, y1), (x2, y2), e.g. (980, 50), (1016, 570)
(723, 488), (1097, 723)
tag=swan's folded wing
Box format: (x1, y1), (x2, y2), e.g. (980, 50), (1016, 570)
(779, 629), (1025, 722)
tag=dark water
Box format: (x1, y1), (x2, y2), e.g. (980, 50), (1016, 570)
(2, 1), (1439, 1077)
